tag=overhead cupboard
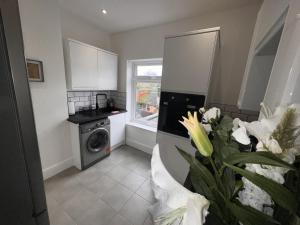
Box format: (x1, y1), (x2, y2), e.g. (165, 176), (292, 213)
(63, 39), (118, 90)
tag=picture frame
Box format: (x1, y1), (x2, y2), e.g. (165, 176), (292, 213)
(26, 59), (44, 82)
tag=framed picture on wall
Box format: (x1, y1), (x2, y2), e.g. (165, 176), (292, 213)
(26, 59), (44, 82)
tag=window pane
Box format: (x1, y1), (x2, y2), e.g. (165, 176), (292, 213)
(137, 65), (162, 76)
(135, 82), (160, 128)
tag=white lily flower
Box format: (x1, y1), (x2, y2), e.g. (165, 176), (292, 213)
(232, 118), (240, 131)
(199, 107), (206, 114)
(202, 124), (212, 134)
(202, 107), (220, 123)
(238, 103), (300, 218)
(243, 121), (272, 141)
(264, 138), (282, 154)
(256, 141), (267, 152)
(232, 127), (251, 145)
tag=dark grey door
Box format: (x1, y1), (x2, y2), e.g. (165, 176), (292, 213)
(0, 0), (49, 224)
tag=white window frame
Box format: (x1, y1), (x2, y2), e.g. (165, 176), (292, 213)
(131, 59), (163, 126)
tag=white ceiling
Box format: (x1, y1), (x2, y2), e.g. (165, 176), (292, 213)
(58, 0), (261, 34)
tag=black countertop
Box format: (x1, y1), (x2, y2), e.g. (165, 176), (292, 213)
(67, 108), (127, 124)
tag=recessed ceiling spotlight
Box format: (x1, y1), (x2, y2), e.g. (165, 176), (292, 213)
(101, 9), (107, 15)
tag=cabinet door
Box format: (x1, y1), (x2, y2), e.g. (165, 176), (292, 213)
(109, 113), (125, 148)
(69, 41), (98, 90)
(161, 31), (218, 94)
(98, 50), (118, 90)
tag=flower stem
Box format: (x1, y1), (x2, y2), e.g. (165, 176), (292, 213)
(209, 157), (219, 176)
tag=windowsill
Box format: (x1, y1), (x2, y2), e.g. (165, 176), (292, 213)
(126, 121), (157, 133)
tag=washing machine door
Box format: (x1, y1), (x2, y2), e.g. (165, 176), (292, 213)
(86, 128), (109, 153)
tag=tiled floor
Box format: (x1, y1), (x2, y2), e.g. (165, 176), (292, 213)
(45, 145), (155, 225)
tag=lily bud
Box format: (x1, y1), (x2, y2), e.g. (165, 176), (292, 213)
(179, 111), (213, 157)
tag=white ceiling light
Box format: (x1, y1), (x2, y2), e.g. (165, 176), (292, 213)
(101, 9), (107, 15)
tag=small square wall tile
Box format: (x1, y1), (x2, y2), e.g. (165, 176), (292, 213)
(208, 103), (225, 111)
(240, 109), (259, 116)
(222, 111), (232, 117)
(247, 115), (259, 122)
(224, 105), (240, 113)
(79, 96), (89, 102)
(67, 92), (74, 98)
(73, 97), (80, 102)
(74, 92), (82, 97)
(231, 112), (248, 120)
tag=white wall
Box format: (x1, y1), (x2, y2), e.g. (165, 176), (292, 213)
(60, 9), (111, 50)
(238, 0), (289, 111)
(253, 0), (290, 48)
(111, 3), (261, 106)
(264, 0), (300, 109)
(126, 124), (157, 155)
(19, 0), (72, 179)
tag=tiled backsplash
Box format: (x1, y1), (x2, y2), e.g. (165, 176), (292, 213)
(207, 102), (259, 122)
(110, 91), (126, 109)
(67, 91), (257, 122)
(67, 91), (126, 112)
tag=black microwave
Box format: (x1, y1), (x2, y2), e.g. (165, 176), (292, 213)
(157, 91), (206, 138)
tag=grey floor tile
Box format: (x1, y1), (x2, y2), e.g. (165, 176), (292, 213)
(77, 167), (104, 186)
(46, 194), (60, 216)
(45, 168), (79, 194)
(84, 174), (117, 197)
(101, 184), (133, 211)
(44, 145), (152, 225)
(49, 208), (77, 225)
(62, 188), (100, 222)
(106, 165), (131, 183)
(108, 214), (133, 225)
(46, 176), (84, 205)
(106, 149), (131, 164)
(120, 194), (151, 225)
(95, 158), (116, 173)
(136, 180), (155, 203)
(120, 171), (146, 192)
(132, 162), (151, 179)
(78, 198), (116, 225)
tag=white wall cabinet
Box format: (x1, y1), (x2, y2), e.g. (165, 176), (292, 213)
(64, 39), (118, 90)
(109, 113), (126, 149)
(161, 28), (219, 95)
(98, 50), (118, 90)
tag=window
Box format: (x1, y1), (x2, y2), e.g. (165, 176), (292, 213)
(132, 60), (162, 128)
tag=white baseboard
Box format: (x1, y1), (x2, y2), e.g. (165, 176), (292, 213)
(42, 157), (73, 180)
(126, 138), (153, 155)
(111, 141), (125, 151)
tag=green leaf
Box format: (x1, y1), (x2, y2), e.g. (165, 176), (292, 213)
(290, 215), (300, 225)
(225, 163), (298, 213)
(225, 200), (280, 225)
(221, 167), (236, 198)
(176, 146), (216, 188)
(233, 180), (243, 197)
(221, 145), (240, 160)
(190, 168), (214, 199)
(224, 152), (295, 170)
(220, 115), (234, 131)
